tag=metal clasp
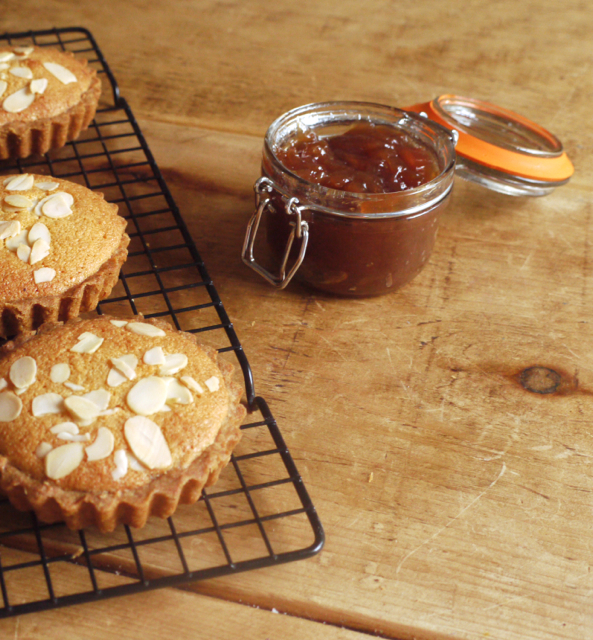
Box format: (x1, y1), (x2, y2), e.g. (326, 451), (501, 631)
(241, 177), (309, 289)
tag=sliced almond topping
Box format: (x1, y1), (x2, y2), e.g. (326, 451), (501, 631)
(9, 66), (33, 80)
(43, 61), (77, 84)
(0, 391), (22, 422)
(5, 230), (28, 251)
(0, 378), (7, 391)
(50, 363), (70, 383)
(70, 333), (104, 354)
(32, 392), (63, 416)
(50, 422), (79, 436)
(0, 220), (21, 240)
(5, 174), (34, 191)
(204, 376), (220, 392)
(126, 376), (168, 415)
(0, 64), (8, 72)
(17, 243), (31, 263)
(28, 222), (51, 246)
(0, 52), (15, 63)
(64, 396), (100, 422)
(34, 268), (56, 284)
(180, 376), (204, 395)
(29, 238), (50, 265)
(110, 319), (129, 328)
(98, 408), (120, 417)
(112, 449), (129, 481)
(58, 433), (91, 442)
(86, 427), (115, 461)
(45, 443), (84, 480)
(35, 442), (52, 459)
(0, 80), (6, 98)
(126, 322), (166, 337)
(9, 356), (37, 388)
(82, 389), (111, 412)
(124, 416), (172, 470)
(13, 46), (34, 56)
(38, 192), (73, 219)
(110, 354), (138, 381)
(64, 382), (85, 392)
(143, 346), (165, 366)
(164, 378), (193, 405)
(29, 78), (48, 94)
(159, 353), (188, 376)
(158, 404), (172, 413)
(35, 181), (60, 192)
(107, 367), (127, 388)
(126, 451), (146, 472)
(4, 194), (32, 209)
(2, 88), (35, 113)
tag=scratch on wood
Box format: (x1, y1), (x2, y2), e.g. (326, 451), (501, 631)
(395, 462), (507, 575)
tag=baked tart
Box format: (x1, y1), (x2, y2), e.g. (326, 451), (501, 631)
(0, 315), (246, 532)
(0, 45), (101, 159)
(0, 173), (129, 337)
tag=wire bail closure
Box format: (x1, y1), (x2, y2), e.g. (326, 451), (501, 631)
(242, 177), (309, 289)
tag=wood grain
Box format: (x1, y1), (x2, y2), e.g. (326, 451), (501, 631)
(0, 1), (592, 639)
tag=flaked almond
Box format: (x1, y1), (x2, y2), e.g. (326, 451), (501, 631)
(159, 353), (188, 376)
(3, 88), (35, 113)
(110, 354), (138, 381)
(112, 449), (129, 481)
(0, 220), (21, 240)
(28, 222), (51, 246)
(204, 376), (220, 392)
(29, 238), (50, 265)
(126, 451), (145, 472)
(107, 367), (127, 388)
(35, 181), (59, 191)
(126, 376), (168, 415)
(5, 230), (28, 251)
(110, 319), (128, 327)
(9, 356), (37, 388)
(5, 174), (34, 191)
(70, 332), (104, 354)
(9, 66), (33, 80)
(143, 346), (165, 366)
(34, 267), (56, 283)
(35, 442), (52, 459)
(29, 78), (48, 94)
(180, 376), (204, 395)
(43, 61), (77, 84)
(58, 433), (91, 442)
(4, 194), (32, 209)
(50, 363), (70, 383)
(0, 52), (15, 63)
(13, 46), (34, 56)
(17, 244), (31, 263)
(124, 416), (172, 469)
(64, 382), (85, 392)
(32, 392), (63, 416)
(64, 396), (100, 422)
(127, 322), (166, 337)
(82, 389), (111, 412)
(0, 391), (22, 422)
(37, 192), (74, 219)
(0, 378), (7, 391)
(86, 427), (114, 461)
(50, 422), (79, 436)
(164, 378), (193, 405)
(45, 443), (84, 480)
(0, 80), (6, 97)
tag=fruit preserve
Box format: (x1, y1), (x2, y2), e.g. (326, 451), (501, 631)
(242, 102), (456, 296)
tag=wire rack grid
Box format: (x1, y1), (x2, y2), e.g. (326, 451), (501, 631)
(0, 27), (324, 618)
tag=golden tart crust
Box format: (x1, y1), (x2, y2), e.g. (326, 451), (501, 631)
(0, 45), (101, 158)
(0, 173), (129, 337)
(0, 316), (246, 532)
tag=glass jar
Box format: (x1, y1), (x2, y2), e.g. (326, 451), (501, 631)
(242, 101), (456, 296)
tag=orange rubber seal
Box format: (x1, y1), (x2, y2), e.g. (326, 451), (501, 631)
(407, 98), (574, 183)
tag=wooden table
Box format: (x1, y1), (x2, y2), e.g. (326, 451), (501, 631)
(1, 1), (592, 638)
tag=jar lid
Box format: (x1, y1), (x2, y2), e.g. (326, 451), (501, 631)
(407, 95), (573, 196)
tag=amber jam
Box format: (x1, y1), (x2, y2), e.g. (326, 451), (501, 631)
(275, 122), (440, 194)
(243, 102), (456, 296)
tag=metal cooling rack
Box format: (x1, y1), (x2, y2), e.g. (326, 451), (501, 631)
(0, 27), (324, 618)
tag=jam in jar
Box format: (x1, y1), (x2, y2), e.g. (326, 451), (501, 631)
(242, 101), (456, 296)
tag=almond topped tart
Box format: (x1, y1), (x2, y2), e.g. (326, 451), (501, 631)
(0, 173), (129, 337)
(0, 315), (246, 532)
(0, 45), (101, 158)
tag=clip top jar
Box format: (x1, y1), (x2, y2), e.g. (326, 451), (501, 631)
(242, 101), (456, 296)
